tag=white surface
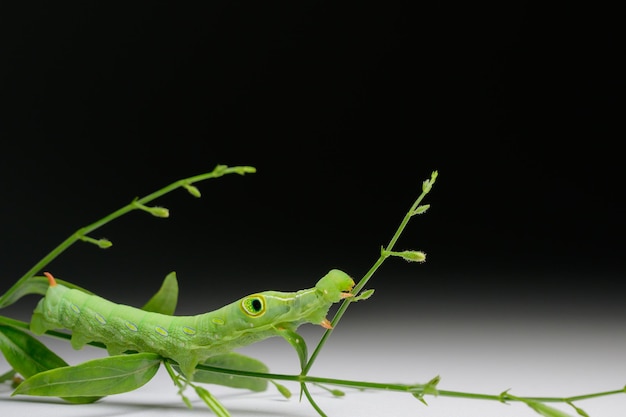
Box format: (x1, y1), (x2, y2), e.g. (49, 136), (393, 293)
(2, 318), (625, 416)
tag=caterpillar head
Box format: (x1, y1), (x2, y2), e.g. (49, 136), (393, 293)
(218, 270), (354, 337)
(314, 269), (355, 303)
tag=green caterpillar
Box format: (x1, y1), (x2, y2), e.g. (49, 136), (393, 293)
(30, 270), (354, 379)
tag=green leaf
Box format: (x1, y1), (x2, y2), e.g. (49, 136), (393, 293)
(141, 271), (179, 315)
(0, 324), (102, 403)
(0, 324), (97, 402)
(190, 353), (269, 392)
(0, 368), (16, 383)
(411, 375), (440, 405)
(275, 327), (308, 371)
(412, 392), (428, 405)
(194, 385), (231, 417)
(423, 375), (440, 396)
(12, 352), (161, 398)
(0, 277), (48, 308)
(353, 289), (375, 302)
(0, 276), (92, 309)
(0, 324), (70, 378)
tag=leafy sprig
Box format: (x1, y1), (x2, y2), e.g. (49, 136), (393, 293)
(1, 166), (623, 417)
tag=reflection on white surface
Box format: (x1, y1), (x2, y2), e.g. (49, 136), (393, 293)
(2, 313), (625, 417)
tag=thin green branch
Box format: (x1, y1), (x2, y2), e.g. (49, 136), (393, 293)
(302, 383), (329, 417)
(192, 361), (625, 406)
(3, 314), (623, 409)
(4, 167), (624, 416)
(0, 165), (255, 308)
(303, 171), (438, 374)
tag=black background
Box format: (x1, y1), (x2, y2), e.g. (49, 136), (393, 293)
(1, 3), (623, 321)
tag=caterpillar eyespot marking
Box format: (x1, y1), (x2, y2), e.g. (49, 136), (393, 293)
(30, 269), (355, 379)
(241, 295), (266, 317)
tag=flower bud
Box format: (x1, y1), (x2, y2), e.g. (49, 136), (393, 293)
(149, 206), (170, 218)
(422, 170), (439, 193)
(97, 239), (113, 249)
(394, 250), (426, 262)
(133, 200), (170, 218)
(183, 183), (202, 198)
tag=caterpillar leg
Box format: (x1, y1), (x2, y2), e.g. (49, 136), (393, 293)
(29, 307), (49, 335)
(174, 356), (200, 382)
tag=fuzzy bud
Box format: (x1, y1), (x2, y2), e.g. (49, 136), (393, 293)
(393, 250), (426, 262)
(412, 204), (430, 215)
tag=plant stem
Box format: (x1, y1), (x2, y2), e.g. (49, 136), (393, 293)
(303, 171), (437, 374)
(302, 383), (329, 417)
(192, 361), (625, 406)
(3, 314), (622, 407)
(0, 165), (255, 307)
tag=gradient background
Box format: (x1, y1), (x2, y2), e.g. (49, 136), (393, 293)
(1, 3), (624, 416)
